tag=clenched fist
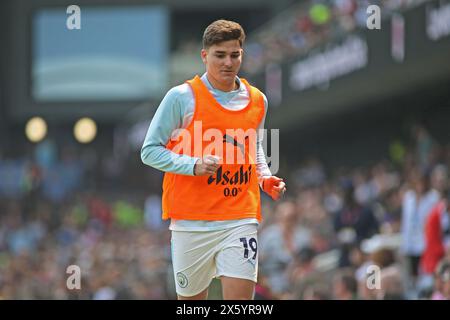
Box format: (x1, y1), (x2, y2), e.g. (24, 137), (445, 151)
(194, 155), (221, 176)
(262, 176), (286, 201)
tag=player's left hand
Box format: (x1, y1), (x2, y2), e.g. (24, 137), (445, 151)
(262, 176), (286, 201)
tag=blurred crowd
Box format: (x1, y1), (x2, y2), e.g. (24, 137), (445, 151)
(0, 191), (172, 299)
(1, 123), (450, 300)
(242, 0), (427, 74)
(0, 140), (172, 299)
(257, 124), (450, 300)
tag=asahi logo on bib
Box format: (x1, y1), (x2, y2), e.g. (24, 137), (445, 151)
(207, 165), (253, 198)
(207, 165), (252, 186)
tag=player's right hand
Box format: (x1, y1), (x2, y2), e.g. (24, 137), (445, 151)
(194, 155), (221, 176)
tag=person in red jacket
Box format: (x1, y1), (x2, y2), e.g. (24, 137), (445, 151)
(421, 193), (450, 275)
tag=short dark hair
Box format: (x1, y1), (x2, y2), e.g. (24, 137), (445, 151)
(202, 19), (245, 49)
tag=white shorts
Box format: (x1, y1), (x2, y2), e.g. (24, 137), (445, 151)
(171, 224), (258, 297)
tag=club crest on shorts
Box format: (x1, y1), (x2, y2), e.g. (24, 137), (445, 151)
(176, 272), (188, 288)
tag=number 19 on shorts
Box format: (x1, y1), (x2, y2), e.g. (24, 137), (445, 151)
(239, 237), (257, 259)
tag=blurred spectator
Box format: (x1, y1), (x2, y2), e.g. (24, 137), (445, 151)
(358, 234), (404, 299)
(400, 168), (440, 291)
(332, 267), (358, 299)
(378, 265), (405, 299)
(254, 272), (275, 300)
(288, 247), (317, 283)
(144, 194), (167, 232)
(296, 188), (334, 253)
(431, 258), (450, 300)
(421, 191), (450, 282)
(334, 183), (379, 267)
(430, 164), (448, 197)
(379, 187), (402, 233)
(259, 200), (312, 295)
(412, 125), (436, 172)
(302, 282), (331, 300)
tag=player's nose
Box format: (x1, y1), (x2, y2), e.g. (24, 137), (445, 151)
(223, 56), (233, 67)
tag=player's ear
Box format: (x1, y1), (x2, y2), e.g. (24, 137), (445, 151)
(201, 49), (207, 64)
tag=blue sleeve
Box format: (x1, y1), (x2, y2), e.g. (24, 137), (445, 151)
(140, 86), (199, 175)
(257, 93), (272, 186)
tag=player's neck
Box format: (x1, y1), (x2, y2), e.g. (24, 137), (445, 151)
(206, 73), (238, 92)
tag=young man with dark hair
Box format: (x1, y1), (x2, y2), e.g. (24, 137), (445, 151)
(141, 19), (285, 300)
